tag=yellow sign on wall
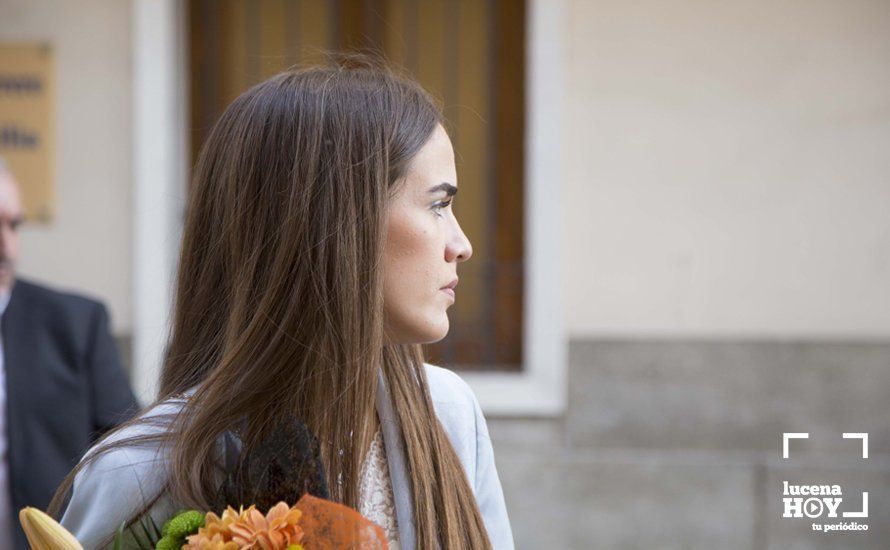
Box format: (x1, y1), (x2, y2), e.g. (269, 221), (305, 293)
(0, 43), (55, 223)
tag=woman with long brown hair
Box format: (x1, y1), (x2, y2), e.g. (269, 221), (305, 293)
(50, 56), (514, 549)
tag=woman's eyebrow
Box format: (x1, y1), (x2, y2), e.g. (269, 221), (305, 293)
(428, 182), (458, 196)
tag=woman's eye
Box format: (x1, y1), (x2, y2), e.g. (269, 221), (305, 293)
(433, 200), (452, 217)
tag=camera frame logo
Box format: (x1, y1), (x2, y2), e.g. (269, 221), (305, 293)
(781, 432), (869, 533)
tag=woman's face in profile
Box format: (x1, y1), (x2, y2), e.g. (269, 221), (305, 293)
(383, 123), (473, 344)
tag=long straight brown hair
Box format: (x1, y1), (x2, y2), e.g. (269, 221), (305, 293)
(49, 54), (491, 549)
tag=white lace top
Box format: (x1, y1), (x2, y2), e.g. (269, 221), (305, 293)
(358, 428), (401, 549)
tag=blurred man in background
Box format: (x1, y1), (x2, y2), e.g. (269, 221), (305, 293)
(0, 157), (138, 549)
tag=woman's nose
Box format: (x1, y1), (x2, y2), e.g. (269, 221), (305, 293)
(447, 222), (473, 263)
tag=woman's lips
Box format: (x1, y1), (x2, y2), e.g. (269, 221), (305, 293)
(441, 288), (455, 300)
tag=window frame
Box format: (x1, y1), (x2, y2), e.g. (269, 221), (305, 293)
(459, 0), (567, 416)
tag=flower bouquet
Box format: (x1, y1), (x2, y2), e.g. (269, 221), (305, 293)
(20, 415), (388, 549)
(20, 493), (387, 549)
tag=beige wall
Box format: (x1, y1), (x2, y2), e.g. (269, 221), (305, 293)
(0, 0), (132, 333)
(564, 0), (890, 337)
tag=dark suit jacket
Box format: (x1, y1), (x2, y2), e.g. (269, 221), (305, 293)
(1, 278), (139, 549)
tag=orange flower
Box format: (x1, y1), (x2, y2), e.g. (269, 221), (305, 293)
(186, 503), (304, 550)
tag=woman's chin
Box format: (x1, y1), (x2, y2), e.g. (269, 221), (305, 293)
(384, 311), (451, 345)
(412, 316), (450, 344)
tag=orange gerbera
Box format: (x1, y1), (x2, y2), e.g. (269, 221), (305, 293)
(185, 503), (304, 550)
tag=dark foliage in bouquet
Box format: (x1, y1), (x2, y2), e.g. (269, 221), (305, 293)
(212, 415), (330, 512)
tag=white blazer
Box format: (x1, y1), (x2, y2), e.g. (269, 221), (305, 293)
(60, 364), (515, 549)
